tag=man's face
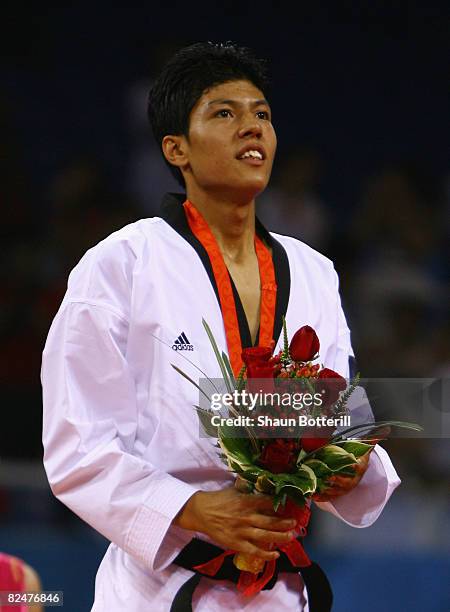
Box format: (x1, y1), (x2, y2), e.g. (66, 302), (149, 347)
(181, 79), (277, 202)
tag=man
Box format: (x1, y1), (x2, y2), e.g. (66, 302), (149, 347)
(42, 42), (400, 611)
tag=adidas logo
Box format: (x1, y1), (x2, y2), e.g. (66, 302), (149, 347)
(172, 332), (194, 351)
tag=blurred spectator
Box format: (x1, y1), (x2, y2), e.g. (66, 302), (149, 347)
(125, 42), (182, 214)
(45, 156), (139, 274)
(125, 78), (179, 215)
(0, 152), (140, 458)
(344, 164), (448, 377)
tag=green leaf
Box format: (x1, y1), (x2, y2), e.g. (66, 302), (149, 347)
(194, 406), (219, 437)
(255, 473), (276, 494)
(281, 316), (290, 361)
(313, 444), (357, 471)
(236, 365), (247, 392)
(330, 420), (423, 443)
(298, 465), (317, 494)
(304, 458), (333, 479)
(296, 448), (308, 464)
(241, 467), (266, 483)
(297, 463), (318, 489)
(332, 372), (360, 413)
(219, 416), (260, 457)
(229, 460), (245, 473)
(222, 351), (237, 388)
(273, 491), (287, 512)
(271, 465), (317, 496)
(202, 318), (233, 394)
(217, 452), (229, 467)
(219, 435), (253, 459)
(171, 364), (212, 402)
(336, 466), (357, 477)
(219, 435), (254, 469)
(335, 440), (374, 458)
(278, 485), (308, 507)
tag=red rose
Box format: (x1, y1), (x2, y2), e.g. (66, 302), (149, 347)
(246, 362), (274, 378)
(300, 436), (331, 453)
(289, 326), (320, 362)
(259, 439), (298, 473)
(316, 368), (347, 406)
(276, 498), (311, 533)
(300, 424), (335, 452)
(242, 346), (275, 393)
(242, 346), (273, 366)
(318, 368), (346, 381)
(246, 363), (275, 394)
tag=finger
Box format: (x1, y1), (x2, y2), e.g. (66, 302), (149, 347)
(326, 479), (357, 492)
(249, 514), (297, 531)
(356, 455), (370, 471)
(249, 494), (278, 513)
(328, 476), (350, 487)
(237, 541), (280, 561)
(313, 493), (337, 502)
(327, 473), (357, 487)
(247, 527), (296, 546)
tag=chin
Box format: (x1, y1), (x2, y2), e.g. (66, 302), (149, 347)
(202, 173), (270, 203)
(246, 176), (270, 197)
(230, 182), (268, 205)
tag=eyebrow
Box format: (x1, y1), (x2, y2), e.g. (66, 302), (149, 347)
(207, 98), (271, 109)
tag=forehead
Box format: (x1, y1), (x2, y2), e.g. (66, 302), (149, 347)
(193, 79), (267, 112)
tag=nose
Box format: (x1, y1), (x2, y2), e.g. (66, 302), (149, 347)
(238, 116), (263, 139)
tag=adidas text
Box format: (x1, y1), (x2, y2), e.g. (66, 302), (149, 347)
(172, 332), (194, 351)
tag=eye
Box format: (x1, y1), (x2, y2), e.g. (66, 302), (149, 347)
(256, 110), (271, 120)
(216, 109), (233, 118)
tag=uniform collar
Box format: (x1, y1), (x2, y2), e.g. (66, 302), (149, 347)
(159, 192), (273, 246)
(159, 193), (290, 348)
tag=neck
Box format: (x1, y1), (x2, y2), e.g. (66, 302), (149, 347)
(186, 189), (256, 262)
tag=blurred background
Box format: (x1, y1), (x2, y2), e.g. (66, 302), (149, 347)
(0, 2), (449, 610)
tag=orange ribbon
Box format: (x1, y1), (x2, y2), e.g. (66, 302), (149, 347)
(193, 550), (235, 576)
(237, 559), (277, 596)
(183, 200), (277, 376)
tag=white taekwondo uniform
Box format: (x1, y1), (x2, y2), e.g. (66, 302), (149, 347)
(42, 194), (400, 611)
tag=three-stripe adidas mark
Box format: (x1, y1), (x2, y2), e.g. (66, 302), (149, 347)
(172, 332), (194, 351)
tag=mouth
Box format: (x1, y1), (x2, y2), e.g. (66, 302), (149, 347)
(236, 145), (266, 165)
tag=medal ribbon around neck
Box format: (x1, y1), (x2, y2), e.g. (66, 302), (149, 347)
(183, 200), (277, 376)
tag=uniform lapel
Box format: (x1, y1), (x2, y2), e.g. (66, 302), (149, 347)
(159, 193), (291, 349)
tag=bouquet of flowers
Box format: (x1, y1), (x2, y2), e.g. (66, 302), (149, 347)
(172, 319), (421, 592)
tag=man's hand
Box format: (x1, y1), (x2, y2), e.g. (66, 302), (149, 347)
(173, 487), (297, 561)
(312, 450), (371, 502)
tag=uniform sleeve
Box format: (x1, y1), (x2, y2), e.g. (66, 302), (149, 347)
(314, 266), (401, 527)
(42, 300), (200, 571)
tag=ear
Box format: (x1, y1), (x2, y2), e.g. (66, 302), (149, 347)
(162, 135), (189, 169)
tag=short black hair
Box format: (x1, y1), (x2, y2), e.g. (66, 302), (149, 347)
(147, 41), (270, 187)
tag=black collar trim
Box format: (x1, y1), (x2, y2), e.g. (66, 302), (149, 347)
(159, 193), (290, 348)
